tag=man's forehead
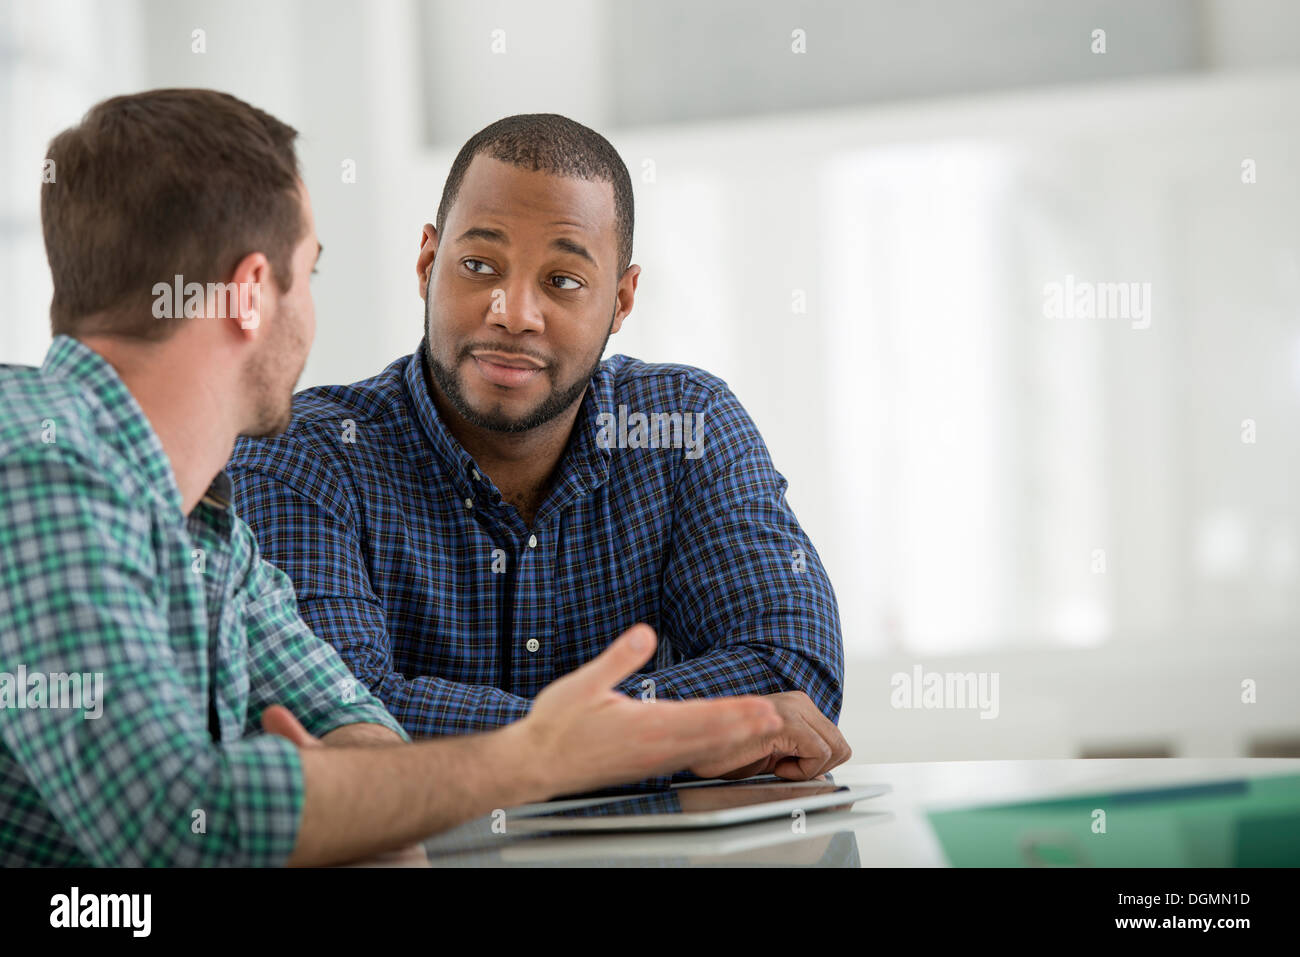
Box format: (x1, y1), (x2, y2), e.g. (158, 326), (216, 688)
(454, 154), (614, 235)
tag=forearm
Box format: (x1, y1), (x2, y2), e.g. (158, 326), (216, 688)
(287, 721), (547, 867)
(633, 600), (844, 721)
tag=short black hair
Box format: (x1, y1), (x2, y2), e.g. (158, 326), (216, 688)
(435, 113), (634, 276)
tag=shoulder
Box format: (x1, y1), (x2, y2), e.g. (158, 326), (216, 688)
(599, 355), (761, 443)
(0, 362), (96, 460)
(599, 355), (737, 411)
(284, 354), (409, 428)
(227, 354), (413, 510)
(242, 353), (409, 452)
(0, 362), (149, 507)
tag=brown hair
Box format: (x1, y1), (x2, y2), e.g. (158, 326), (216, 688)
(41, 88), (305, 340)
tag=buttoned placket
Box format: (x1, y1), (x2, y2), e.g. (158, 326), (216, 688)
(462, 464), (555, 695)
(407, 341), (612, 698)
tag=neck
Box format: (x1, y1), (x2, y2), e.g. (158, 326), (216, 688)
(80, 333), (238, 515)
(424, 363), (582, 516)
(437, 387), (581, 484)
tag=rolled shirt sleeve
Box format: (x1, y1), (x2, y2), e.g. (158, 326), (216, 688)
(612, 383), (845, 722)
(230, 461), (533, 737)
(233, 518), (410, 743)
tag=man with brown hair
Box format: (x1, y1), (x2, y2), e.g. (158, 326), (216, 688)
(0, 88), (781, 867)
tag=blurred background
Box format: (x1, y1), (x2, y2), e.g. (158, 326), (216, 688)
(3, 0), (1298, 762)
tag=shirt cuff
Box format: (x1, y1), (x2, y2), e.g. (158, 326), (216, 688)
(221, 733), (305, 867)
(308, 699), (410, 743)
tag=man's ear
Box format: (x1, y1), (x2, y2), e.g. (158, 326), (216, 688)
(417, 223), (438, 299)
(610, 263), (640, 336)
(225, 251), (271, 339)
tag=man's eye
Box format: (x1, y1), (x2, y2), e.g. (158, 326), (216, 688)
(464, 259), (496, 275)
(551, 275), (581, 290)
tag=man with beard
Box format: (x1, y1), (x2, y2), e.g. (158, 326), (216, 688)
(229, 114), (849, 783)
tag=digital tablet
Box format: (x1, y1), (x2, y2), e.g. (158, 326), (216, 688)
(502, 777), (890, 833)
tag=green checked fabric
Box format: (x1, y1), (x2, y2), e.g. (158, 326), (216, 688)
(0, 335), (408, 866)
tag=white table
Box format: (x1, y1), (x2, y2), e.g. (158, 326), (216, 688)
(383, 758), (1300, 867)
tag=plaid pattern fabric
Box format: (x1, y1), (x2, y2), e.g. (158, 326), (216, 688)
(0, 336), (407, 867)
(228, 339), (844, 743)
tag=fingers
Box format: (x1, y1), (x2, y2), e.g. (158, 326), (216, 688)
(800, 698), (853, 772)
(717, 756), (779, 780)
(261, 705), (322, 749)
(773, 712), (834, 779)
(563, 624), (657, 696)
(771, 694), (852, 780)
(650, 697), (780, 776)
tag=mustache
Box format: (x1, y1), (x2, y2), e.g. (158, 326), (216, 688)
(458, 342), (552, 366)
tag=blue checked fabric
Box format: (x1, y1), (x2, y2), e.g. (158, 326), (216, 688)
(228, 339), (844, 742)
(0, 336), (407, 866)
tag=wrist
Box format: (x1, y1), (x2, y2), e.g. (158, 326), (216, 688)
(489, 717), (554, 807)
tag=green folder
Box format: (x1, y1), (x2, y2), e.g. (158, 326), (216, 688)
(926, 772), (1300, 866)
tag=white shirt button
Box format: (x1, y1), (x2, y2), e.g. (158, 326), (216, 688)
(527, 534), (537, 548)
(464, 498), (473, 510)
(525, 638), (540, 653)
(472, 469), (481, 481)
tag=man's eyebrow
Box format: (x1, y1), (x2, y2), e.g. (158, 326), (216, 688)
(455, 226), (508, 245)
(455, 226), (597, 268)
(551, 236), (596, 267)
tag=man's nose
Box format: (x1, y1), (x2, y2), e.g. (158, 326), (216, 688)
(487, 276), (545, 335)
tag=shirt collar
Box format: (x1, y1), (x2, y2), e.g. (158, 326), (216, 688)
(402, 338), (612, 512)
(195, 470), (236, 539)
(42, 335), (232, 525)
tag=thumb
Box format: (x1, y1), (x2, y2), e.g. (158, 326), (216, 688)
(261, 704), (323, 749)
(566, 623), (657, 695)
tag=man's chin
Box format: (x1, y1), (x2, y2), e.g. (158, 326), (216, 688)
(454, 380), (544, 431)
(432, 352), (583, 434)
(461, 403), (544, 434)
(241, 406), (295, 439)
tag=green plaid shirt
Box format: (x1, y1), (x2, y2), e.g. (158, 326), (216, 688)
(0, 336), (408, 866)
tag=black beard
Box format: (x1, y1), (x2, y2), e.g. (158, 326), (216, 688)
(422, 301), (613, 434)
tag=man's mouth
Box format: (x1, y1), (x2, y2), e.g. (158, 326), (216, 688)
(470, 351), (545, 388)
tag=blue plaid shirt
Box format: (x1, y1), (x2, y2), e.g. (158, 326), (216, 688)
(227, 340), (843, 740)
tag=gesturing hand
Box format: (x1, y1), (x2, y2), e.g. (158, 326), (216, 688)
(519, 624), (783, 796)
